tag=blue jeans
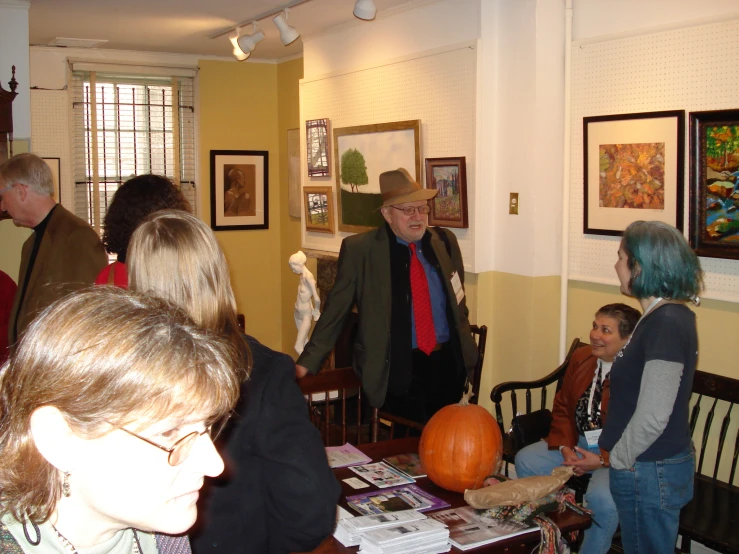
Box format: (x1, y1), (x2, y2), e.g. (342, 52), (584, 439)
(515, 437), (617, 554)
(609, 449), (694, 554)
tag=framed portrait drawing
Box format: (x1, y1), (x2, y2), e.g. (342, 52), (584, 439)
(425, 157), (468, 228)
(306, 118), (330, 178)
(42, 157), (61, 202)
(210, 150), (269, 231)
(689, 109), (739, 259)
(303, 186), (335, 234)
(334, 120), (421, 233)
(583, 110), (685, 236)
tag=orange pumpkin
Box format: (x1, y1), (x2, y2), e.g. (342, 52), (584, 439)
(419, 392), (503, 493)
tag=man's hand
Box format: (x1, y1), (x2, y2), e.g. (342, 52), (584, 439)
(560, 446), (581, 465)
(295, 364), (309, 379)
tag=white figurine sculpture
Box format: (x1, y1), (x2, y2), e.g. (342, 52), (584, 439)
(289, 251), (321, 355)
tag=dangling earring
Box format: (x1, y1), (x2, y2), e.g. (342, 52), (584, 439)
(62, 471), (71, 497)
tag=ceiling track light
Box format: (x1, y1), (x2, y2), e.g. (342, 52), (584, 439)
(273, 8), (300, 46)
(353, 0), (376, 21)
(237, 21), (266, 56)
(229, 28), (249, 61)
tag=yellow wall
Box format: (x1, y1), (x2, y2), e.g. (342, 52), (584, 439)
(198, 59), (302, 351)
(277, 58), (305, 357)
(567, 280), (739, 380)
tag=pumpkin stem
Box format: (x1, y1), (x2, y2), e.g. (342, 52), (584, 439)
(458, 390), (475, 406)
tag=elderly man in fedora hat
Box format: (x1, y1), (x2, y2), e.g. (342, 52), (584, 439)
(296, 168), (478, 423)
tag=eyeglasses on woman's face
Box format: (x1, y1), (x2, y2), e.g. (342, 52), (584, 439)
(119, 414), (231, 466)
(390, 204), (431, 216)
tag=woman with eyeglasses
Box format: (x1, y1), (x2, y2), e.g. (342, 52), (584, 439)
(600, 220), (703, 553)
(127, 210), (340, 554)
(0, 287), (240, 553)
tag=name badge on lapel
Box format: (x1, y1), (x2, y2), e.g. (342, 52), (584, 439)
(450, 272), (464, 304)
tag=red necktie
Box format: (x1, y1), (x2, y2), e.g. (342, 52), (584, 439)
(409, 243), (436, 355)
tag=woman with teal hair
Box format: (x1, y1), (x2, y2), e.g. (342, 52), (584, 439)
(600, 220), (703, 553)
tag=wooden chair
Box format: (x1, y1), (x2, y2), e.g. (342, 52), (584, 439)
(469, 324), (488, 404)
(490, 338), (587, 467)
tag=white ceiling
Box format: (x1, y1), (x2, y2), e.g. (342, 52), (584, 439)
(28, 0), (414, 61)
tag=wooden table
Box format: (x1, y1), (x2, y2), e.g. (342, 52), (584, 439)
(300, 437), (591, 553)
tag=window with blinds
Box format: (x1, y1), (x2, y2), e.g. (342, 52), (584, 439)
(70, 70), (197, 230)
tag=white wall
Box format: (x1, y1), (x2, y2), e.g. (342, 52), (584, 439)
(0, 0), (30, 139)
(303, 0), (480, 79)
(573, 0), (739, 41)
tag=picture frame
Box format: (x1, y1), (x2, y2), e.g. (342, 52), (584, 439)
(210, 150), (268, 231)
(334, 120), (421, 233)
(425, 157), (468, 228)
(689, 109), (739, 259)
(287, 128), (301, 218)
(306, 118), (331, 178)
(303, 185), (335, 234)
(42, 157), (61, 202)
(583, 110), (685, 236)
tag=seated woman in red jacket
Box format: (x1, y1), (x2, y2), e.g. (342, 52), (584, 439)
(515, 303), (640, 554)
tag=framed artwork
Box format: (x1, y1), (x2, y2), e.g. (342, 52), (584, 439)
(689, 109), (739, 259)
(425, 157), (468, 228)
(306, 118), (331, 178)
(42, 157), (61, 202)
(583, 110), (685, 236)
(210, 150), (269, 231)
(334, 120), (421, 233)
(287, 128), (301, 218)
(303, 185), (335, 234)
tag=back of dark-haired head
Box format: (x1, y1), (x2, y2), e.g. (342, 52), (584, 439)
(102, 175), (190, 261)
(596, 303), (641, 339)
(621, 220), (703, 301)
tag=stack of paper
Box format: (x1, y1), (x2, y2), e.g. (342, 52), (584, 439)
(325, 443), (372, 468)
(429, 506), (534, 551)
(348, 462), (416, 488)
(357, 518), (450, 554)
(334, 509), (427, 547)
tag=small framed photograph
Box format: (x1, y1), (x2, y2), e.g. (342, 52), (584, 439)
(425, 157), (468, 228)
(306, 118), (331, 178)
(303, 185), (334, 234)
(210, 150), (268, 231)
(583, 110), (685, 236)
(689, 109), (739, 259)
(42, 157), (61, 202)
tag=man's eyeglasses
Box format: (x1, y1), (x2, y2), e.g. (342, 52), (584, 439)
(119, 415), (231, 466)
(390, 204), (431, 216)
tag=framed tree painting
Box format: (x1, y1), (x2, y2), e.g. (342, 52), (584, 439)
(303, 185), (335, 234)
(583, 110), (685, 236)
(425, 157), (468, 228)
(333, 120), (421, 233)
(210, 150), (269, 231)
(689, 109), (739, 259)
(306, 118), (330, 178)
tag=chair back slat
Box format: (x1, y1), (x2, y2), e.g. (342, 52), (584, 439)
(540, 387), (548, 411)
(689, 395), (703, 436)
(697, 398), (719, 475)
(713, 403), (733, 479)
(525, 389), (532, 414)
(510, 391), (518, 418)
(730, 427), (739, 485)
(469, 325), (488, 405)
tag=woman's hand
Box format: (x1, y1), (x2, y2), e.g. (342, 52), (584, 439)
(560, 446), (581, 465)
(562, 446), (604, 475)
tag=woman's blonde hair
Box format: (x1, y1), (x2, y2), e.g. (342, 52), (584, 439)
(128, 210), (250, 375)
(0, 287), (240, 523)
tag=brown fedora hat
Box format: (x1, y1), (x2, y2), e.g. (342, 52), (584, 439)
(379, 168), (437, 207)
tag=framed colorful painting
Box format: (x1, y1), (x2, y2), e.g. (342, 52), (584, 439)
(210, 150), (269, 231)
(583, 110), (685, 236)
(425, 157), (468, 228)
(334, 120), (421, 233)
(303, 185), (335, 234)
(689, 109), (739, 259)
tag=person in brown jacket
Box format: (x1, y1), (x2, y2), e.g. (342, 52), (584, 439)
(514, 303), (640, 554)
(0, 153), (107, 346)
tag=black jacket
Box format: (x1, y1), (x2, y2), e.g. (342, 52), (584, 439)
(191, 336), (340, 553)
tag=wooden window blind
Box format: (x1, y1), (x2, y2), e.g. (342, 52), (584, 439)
(70, 70), (196, 231)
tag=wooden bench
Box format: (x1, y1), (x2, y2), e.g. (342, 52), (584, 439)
(491, 344), (739, 554)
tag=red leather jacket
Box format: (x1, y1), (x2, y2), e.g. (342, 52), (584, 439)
(545, 345), (611, 464)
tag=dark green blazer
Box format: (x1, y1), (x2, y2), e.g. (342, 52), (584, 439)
(297, 224), (478, 408)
